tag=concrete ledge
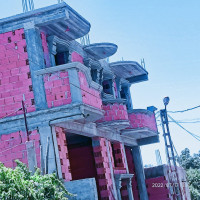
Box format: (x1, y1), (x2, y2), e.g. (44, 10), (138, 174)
(64, 178), (98, 200)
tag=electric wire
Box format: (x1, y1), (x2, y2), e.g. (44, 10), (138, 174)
(0, 107), (23, 120)
(168, 114), (200, 142)
(168, 105), (200, 113)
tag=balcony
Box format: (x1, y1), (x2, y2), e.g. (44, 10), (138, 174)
(35, 62), (104, 122)
(97, 99), (130, 130)
(110, 61), (148, 84)
(121, 109), (159, 145)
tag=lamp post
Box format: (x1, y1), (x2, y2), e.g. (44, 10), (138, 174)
(160, 97), (182, 200)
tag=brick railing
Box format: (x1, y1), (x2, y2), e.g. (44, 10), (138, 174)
(127, 109), (157, 132)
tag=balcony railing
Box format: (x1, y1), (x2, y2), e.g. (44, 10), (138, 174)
(121, 109), (159, 144)
(35, 62), (103, 110)
(127, 109), (157, 132)
(97, 99), (130, 130)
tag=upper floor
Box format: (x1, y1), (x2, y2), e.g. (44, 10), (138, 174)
(0, 2), (158, 146)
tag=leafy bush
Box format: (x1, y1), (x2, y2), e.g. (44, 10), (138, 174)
(180, 148), (200, 200)
(0, 160), (72, 200)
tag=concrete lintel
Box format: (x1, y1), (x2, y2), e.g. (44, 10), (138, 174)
(0, 103), (82, 135)
(34, 62), (103, 92)
(54, 120), (137, 146)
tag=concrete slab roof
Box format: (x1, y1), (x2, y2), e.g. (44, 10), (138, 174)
(83, 43), (118, 60)
(110, 61), (148, 84)
(0, 3), (90, 40)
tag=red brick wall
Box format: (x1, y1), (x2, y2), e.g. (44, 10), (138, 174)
(0, 29), (35, 118)
(112, 143), (127, 169)
(127, 111), (157, 132)
(55, 127), (72, 181)
(71, 51), (83, 64)
(98, 103), (128, 123)
(0, 130), (40, 168)
(79, 71), (102, 109)
(44, 71), (72, 108)
(145, 177), (171, 200)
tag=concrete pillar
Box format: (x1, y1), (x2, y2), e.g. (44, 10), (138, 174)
(131, 146), (149, 200)
(126, 178), (134, 200)
(26, 140), (37, 175)
(68, 68), (82, 103)
(38, 125), (57, 174)
(115, 179), (122, 200)
(24, 21), (47, 110)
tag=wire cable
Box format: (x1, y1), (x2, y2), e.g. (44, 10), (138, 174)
(168, 114), (200, 142)
(168, 105), (200, 113)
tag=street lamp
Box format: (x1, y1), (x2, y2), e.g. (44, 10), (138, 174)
(163, 96), (170, 109)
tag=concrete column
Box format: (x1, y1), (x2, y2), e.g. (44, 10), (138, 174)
(115, 179), (122, 200)
(24, 21), (47, 110)
(131, 146), (149, 200)
(68, 68), (82, 103)
(126, 178), (134, 200)
(38, 125), (57, 174)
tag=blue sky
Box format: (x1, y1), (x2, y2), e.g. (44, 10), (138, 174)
(1, 0), (199, 165)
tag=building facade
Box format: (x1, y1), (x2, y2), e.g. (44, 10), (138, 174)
(0, 3), (159, 200)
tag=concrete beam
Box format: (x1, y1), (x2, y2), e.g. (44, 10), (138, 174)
(137, 135), (160, 146)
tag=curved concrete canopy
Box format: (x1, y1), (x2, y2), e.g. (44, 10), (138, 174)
(83, 43), (118, 60)
(0, 3), (90, 40)
(110, 61), (148, 84)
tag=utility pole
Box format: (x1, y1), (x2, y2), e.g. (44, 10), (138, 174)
(160, 97), (182, 200)
(22, 100), (30, 141)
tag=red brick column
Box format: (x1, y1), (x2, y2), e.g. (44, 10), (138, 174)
(55, 127), (72, 181)
(113, 142), (127, 168)
(92, 137), (115, 200)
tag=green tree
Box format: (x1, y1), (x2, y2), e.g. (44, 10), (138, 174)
(179, 148), (200, 200)
(0, 160), (72, 200)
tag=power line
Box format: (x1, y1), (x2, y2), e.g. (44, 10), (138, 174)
(168, 105), (200, 113)
(168, 114), (200, 142)
(0, 108), (23, 120)
(157, 119), (200, 124)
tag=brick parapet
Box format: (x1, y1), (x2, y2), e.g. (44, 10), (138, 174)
(78, 71), (102, 109)
(127, 110), (157, 132)
(98, 103), (128, 123)
(44, 71), (72, 108)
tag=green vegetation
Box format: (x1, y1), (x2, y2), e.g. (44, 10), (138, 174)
(179, 148), (200, 200)
(0, 160), (71, 200)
